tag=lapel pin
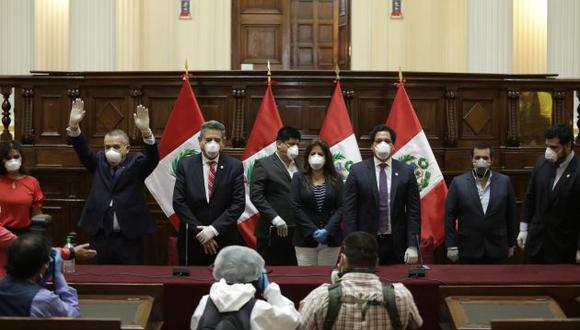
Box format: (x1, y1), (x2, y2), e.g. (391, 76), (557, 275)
(566, 174), (570, 178)
(395, 172), (399, 176)
(220, 165), (224, 169)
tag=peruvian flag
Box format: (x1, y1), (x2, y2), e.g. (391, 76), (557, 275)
(238, 83), (283, 249)
(320, 80), (362, 177)
(386, 81), (447, 247)
(145, 75), (205, 230)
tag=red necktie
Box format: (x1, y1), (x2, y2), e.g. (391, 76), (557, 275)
(208, 161), (216, 196)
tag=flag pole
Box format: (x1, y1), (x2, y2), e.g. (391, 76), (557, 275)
(335, 63), (340, 81)
(267, 59), (272, 85)
(398, 66), (403, 83)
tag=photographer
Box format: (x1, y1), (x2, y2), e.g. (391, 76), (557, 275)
(0, 233), (80, 317)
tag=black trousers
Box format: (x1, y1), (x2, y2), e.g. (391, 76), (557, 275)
(377, 235), (401, 265)
(90, 231), (144, 265)
(256, 227), (297, 266)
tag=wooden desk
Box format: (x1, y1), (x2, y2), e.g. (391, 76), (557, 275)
(0, 317), (121, 330)
(79, 295), (153, 330)
(445, 296), (566, 330)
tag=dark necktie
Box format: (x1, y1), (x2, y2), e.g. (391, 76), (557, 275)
(378, 163), (390, 234)
(208, 161), (216, 197)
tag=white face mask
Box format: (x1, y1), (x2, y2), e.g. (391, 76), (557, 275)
(473, 158), (490, 177)
(545, 147), (558, 163)
(105, 148), (123, 166)
(204, 141), (220, 159)
(374, 142), (391, 160)
(309, 154), (325, 170)
(4, 158), (21, 173)
(286, 145), (299, 160)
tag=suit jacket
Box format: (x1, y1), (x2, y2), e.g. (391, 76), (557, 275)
(522, 154), (580, 261)
(343, 158), (421, 260)
(70, 133), (159, 239)
(250, 153), (302, 239)
(290, 171), (344, 247)
(445, 171), (516, 259)
(173, 153), (246, 259)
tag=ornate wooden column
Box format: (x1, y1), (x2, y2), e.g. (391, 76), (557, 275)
(1, 87), (13, 142)
(506, 89), (520, 147)
(21, 88), (35, 143)
(576, 90), (580, 144)
(129, 87), (143, 144)
(342, 87), (355, 134)
(444, 88), (458, 147)
(232, 87), (246, 148)
(552, 90), (566, 125)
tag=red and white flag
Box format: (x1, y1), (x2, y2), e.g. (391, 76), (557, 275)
(145, 75), (205, 231)
(386, 81), (447, 246)
(320, 80), (361, 177)
(238, 83), (284, 249)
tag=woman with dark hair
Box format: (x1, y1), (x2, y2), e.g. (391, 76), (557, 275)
(0, 141), (44, 235)
(290, 139), (344, 266)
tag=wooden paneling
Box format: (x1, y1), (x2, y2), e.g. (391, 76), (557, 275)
(232, 0), (350, 70)
(1, 70), (579, 265)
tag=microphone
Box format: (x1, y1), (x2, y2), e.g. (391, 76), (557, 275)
(408, 234), (429, 278)
(173, 222), (191, 277)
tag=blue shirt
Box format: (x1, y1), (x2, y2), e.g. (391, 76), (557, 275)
(30, 273), (79, 317)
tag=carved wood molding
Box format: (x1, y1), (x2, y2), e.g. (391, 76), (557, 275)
(232, 87), (246, 148)
(552, 90), (566, 125)
(21, 88), (34, 143)
(444, 88), (457, 147)
(1, 86), (12, 142)
(342, 87), (355, 132)
(506, 89), (520, 147)
(576, 90), (580, 144)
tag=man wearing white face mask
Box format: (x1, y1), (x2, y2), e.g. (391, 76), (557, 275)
(67, 99), (159, 264)
(344, 124), (421, 265)
(173, 120), (246, 265)
(251, 127), (302, 265)
(445, 143), (517, 264)
(518, 124), (580, 264)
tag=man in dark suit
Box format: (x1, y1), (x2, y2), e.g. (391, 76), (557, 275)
(445, 143), (517, 264)
(67, 99), (159, 264)
(343, 124), (421, 265)
(250, 127), (302, 265)
(517, 124), (580, 264)
(173, 120), (245, 265)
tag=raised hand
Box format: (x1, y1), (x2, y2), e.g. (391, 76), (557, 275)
(69, 98), (86, 128)
(133, 104), (151, 133)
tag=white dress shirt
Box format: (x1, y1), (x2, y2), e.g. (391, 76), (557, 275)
(275, 151), (298, 178)
(472, 171), (492, 215)
(553, 151), (575, 189)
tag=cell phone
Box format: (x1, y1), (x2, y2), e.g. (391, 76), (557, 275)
(40, 249), (57, 286)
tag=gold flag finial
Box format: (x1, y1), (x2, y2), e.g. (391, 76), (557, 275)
(398, 66), (403, 82)
(335, 63), (340, 80)
(185, 59), (189, 77)
(267, 60), (272, 84)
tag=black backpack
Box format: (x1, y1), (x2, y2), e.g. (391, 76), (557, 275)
(323, 282), (402, 330)
(197, 297), (257, 330)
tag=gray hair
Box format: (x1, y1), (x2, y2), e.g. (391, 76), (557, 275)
(199, 120), (226, 141)
(213, 245), (265, 283)
(105, 129), (130, 145)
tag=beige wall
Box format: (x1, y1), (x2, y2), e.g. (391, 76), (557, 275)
(139, 0), (231, 71)
(351, 0), (467, 72)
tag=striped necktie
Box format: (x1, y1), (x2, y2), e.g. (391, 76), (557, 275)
(208, 161), (216, 197)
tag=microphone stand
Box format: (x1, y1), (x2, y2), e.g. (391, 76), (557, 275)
(408, 234), (429, 278)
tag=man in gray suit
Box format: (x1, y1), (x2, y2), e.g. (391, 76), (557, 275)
(250, 127), (302, 265)
(445, 143), (517, 264)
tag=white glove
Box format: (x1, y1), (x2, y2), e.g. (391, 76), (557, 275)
(516, 231), (528, 250)
(447, 247), (459, 263)
(404, 247), (418, 264)
(196, 225), (218, 244)
(69, 98), (86, 128)
(508, 246), (515, 258)
(133, 104), (151, 133)
(576, 250), (580, 264)
(271, 216), (288, 238)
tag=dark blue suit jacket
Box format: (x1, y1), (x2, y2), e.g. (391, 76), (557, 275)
(343, 158), (421, 260)
(290, 171), (344, 247)
(173, 153), (245, 262)
(70, 133), (159, 239)
(445, 171), (516, 259)
(522, 155), (580, 262)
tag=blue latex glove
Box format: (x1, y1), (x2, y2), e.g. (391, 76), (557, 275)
(258, 271), (270, 291)
(313, 229), (329, 243)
